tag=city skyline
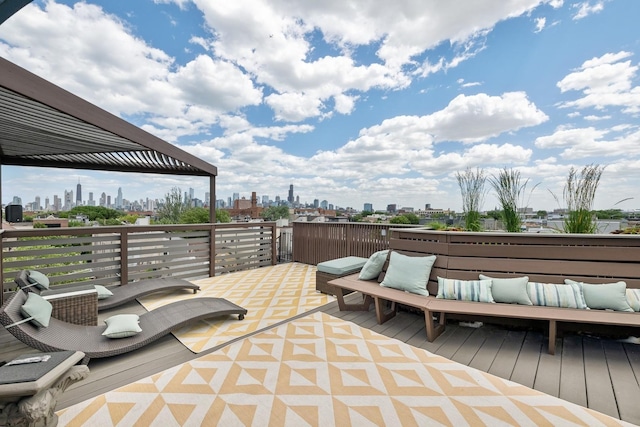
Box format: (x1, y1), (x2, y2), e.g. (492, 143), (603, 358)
(0, 1), (639, 212)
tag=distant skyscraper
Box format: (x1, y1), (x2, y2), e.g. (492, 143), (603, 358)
(64, 190), (73, 210)
(261, 195), (269, 206)
(107, 195), (112, 208)
(116, 187), (123, 209)
(364, 203), (373, 212)
(313, 199), (319, 208)
(34, 196), (41, 211)
(45, 197), (50, 210)
(189, 187), (194, 201)
(232, 192), (239, 202)
(205, 192), (210, 206)
(287, 185), (294, 204)
(88, 192), (95, 206)
(320, 200), (328, 209)
(100, 192), (107, 207)
(11, 196), (22, 205)
(76, 181), (82, 206)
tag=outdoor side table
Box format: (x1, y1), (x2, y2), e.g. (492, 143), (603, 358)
(0, 350), (89, 427)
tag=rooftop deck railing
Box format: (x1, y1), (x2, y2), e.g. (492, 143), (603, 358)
(292, 222), (421, 265)
(0, 222), (277, 304)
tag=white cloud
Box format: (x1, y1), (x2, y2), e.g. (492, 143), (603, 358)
(557, 51), (640, 113)
(534, 17), (546, 32)
(572, 1), (605, 20)
(535, 126), (640, 158)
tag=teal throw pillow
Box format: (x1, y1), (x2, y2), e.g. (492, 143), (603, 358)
(27, 270), (50, 290)
(20, 293), (53, 327)
(437, 277), (494, 302)
(479, 274), (531, 305)
(565, 279), (633, 312)
(102, 314), (142, 338)
(358, 250), (389, 280)
(380, 252), (436, 296)
(94, 285), (114, 300)
(527, 282), (587, 309)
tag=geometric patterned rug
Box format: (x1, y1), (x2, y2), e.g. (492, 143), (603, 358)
(57, 312), (633, 426)
(137, 262), (333, 353)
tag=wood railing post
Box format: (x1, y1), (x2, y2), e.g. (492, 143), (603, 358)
(120, 230), (128, 285)
(271, 222), (277, 265)
(210, 223), (216, 278)
(345, 223), (352, 257)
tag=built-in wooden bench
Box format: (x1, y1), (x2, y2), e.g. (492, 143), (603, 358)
(329, 229), (640, 355)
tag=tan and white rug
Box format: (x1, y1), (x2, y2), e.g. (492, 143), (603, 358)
(58, 312), (632, 426)
(138, 262), (333, 353)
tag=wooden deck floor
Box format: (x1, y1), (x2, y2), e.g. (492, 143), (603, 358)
(2, 293), (640, 425)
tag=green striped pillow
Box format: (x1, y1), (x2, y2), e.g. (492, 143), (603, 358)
(527, 282), (587, 309)
(626, 288), (640, 312)
(436, 277), (494, 302)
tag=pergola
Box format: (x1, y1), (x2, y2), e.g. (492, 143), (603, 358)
(0, 57), (218, 223)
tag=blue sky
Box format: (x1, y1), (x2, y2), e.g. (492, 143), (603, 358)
(1, 0), (639, 212)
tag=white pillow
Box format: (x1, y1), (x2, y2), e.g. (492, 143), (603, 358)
(94, 285), (114, 300)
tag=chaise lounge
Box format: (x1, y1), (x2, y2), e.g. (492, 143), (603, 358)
(0, 290), (247, 363)
(14, 270), (200, 311)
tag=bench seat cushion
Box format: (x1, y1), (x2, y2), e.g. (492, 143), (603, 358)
(317, 256), (368, 276)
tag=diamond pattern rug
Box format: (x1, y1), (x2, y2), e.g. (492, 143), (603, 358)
(57, 312), (633, 426)
(137, 262), (333, 353)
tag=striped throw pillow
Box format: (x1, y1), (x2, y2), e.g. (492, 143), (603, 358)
(436, 277), (494, 303)
(626, 288), (640, 312)
(527, 282), (587, 309)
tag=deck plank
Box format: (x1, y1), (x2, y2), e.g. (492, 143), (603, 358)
(450, 326), (489, 366)
(533, 339), (562, 397)
(558, 334), (587, 408)
(468, 328), (507, 372)
(488, 329), (526, 380)
(603, 340), (640, 425)
(509, 331), (542, 389)
(436, 325), (474, 360)
(583, 337), (619, 419)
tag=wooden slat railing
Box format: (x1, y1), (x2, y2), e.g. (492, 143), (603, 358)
(1, 222), (277, 303)
(292, 222), (421, 265)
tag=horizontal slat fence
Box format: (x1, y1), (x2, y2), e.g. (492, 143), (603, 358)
(390, 229), (640, 293)
(292, 222), (420, 265)
(1, 222), (277, 304)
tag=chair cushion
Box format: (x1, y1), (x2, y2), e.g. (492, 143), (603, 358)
(437, 277), (494, 302)
(565, 279), (633, 312)
(102, 314), (142, 338)
(358, 250), (389, 280)
(20, 293), (53, 328)
(317, 256), (368, 275)
(27, 270), (50, 290)
(479, 274), (532, 305)
(380, 252), (436, 296)
(94, 285), (114, 300)
(527, 282), (587, 309)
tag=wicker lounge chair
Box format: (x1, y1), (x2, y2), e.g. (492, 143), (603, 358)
(14, 270), (200, 311)
(0, 290), (247, 363)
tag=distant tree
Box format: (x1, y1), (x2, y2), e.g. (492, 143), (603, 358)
(402, 212), (420, 224)
(216, 210), (231, 223)
(120, 214), (140, 224)
(156, 187), (189, 224)
(486, 210), (502, 221)
(537, 210), (548, 218)
(68, 206), (120, 221)
(179, 207), (209, 224)
(390, 215), (410, 224)
(261, 206), (290, 221)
